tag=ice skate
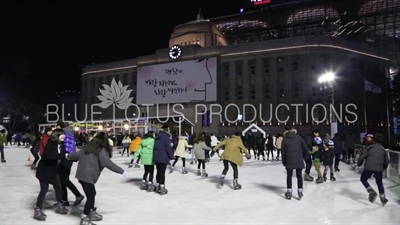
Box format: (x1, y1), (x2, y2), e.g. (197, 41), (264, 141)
(367, 188), (378, 203)
(134, 163), (140, 168)
(154, 184), (160, 193)
(330, 174), (336, 181)
(304, 174), (314, 181)
(80, 216), (96, 225)
(89, 207), (102, 221)
(205, 158), (210, 163)
(31, 164), (37, 170)
(196, 169), (201, 176)
(262, 157), (265, 161)
(140, 181), (147, 190)
(169, 166), (174, 173)
(219, 176), (225, 187)
(380, 195), (388, 206)
(276, 157), (279, 161)
(146, 182), (153, 192)
(190, 160), (194, 165)
(323, 175), (327, 181)
(33, 206), (46, 221)
(257, 156), (260, 160)
(315, 176), (324, 184)
(61, 200), (70, 206)
(298, 190), (303, 200)
(73, 195), (85, 206)
(201, 170), (208, 177)
(159, 185), (168, 195)
(182, 168), (188, 174)
(335, 166), (340, 172)
(233, 179), (242, 190)
(128, 163), (133, 168)
(285, 191), (292, 200)
(54, 202), (68, 214)
(1, 159), (6, 163)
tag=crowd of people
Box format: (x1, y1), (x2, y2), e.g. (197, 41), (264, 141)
(1, 120), (391, 225)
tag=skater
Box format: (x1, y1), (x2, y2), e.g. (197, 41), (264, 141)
(332, 133), (343, 172)
(170, 133), (192, 174)
(322, 140), (336, 182)
(345, 134), (357, 164)
(309, 135), (324, 184)
(34, 129), (69, 221)
(192, 134), (212, 177)
(275, 133), (283, 161)
(357, 133), (389, 205)
(67, 132), (127, 225)
(265, 134), (275, 161)
(211, 132), (251, 190)
(0, 129), (6, 163)
(57, 121), (84, 207)
(210, 133), (220, 157)
(246, 132), (256, 159)
(133, 131), (155, 191)
(121, 133), (131, 157)
(304, 133), (315, 182)
(256, 134), (265, 161)
(29, 133), (42, 169)
(128, 134), (142, 168)
(281, 125), (309, 200)
(153, 125), (174, 195)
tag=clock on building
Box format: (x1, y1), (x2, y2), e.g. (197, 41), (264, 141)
(169, 45), (182, 59)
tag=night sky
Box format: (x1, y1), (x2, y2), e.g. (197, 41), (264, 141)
(1, 0), (243, 104)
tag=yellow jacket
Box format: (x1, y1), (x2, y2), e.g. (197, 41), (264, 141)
(130, 137), (142, 153)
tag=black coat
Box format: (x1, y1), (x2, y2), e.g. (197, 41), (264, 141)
(281, 129), (309, 170)
(332, 137), (343, 155)
(36, 141), (66, 184)
(322, 148), (334, 166)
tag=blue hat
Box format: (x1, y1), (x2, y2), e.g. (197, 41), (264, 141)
(326, 140), (334, 146)
(314, 137), (322, 145)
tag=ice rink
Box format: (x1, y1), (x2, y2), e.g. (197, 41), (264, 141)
(0, 146), (399, 225)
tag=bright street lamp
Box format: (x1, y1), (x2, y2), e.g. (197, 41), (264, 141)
(318, 72), (335, 83)
(123, 124), (130, 131)
(74, 126), (79, 131)
(98, 125), (103, 130)
(318, 72), (336, 131)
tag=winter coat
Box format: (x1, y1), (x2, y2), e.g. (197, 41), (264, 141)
(68, 147), (124, 184)
(133, 137), (155, 165)
(265, 136), (276, 147)
(129, 137), (142, 153)
(305, 134), (323, 161)
(153, 131), (174, 164)
(36, 141), (66, 184)
(281, 129), (309, 170)
(63, 126), (76, 153)
(174, 136), (192, 158)
(0, 134), (6, 146)
(256, 136), (266, 147)
(357, 143), (389, 172)
(213, 135), (250, 167)
(30, 139), (41, 153)
(192, 141), (212, 160)
(210, 135), (219, 146)
(122, 137), (131, 147)
(322, 147), (335, 166)
(275, 136), (283, 149)
(39, 134), (50, 156)
(332, 136), (344, 155)
(344, 135), (356, 149)
(247, 134), (256, 145)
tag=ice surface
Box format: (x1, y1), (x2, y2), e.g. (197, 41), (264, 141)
(0, 146), (399, 225)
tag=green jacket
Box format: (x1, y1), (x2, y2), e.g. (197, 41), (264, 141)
(0, 134), (6, 146)
(133, 137), (155, 165)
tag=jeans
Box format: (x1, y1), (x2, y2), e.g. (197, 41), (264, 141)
(155, 163), (167, 185)
(305, 156), (312, 175)
(222, 160), (238, 179)
(286, 169), (303, 189)
(360, 170), (385, 194)
(59, 161), (82, 201)
(79, 180), (96, 216)
(30, 148), (40, 165)
(36, 175), (62, 207)
(172, 156), (185, 167)
(143, 165), (154, 182)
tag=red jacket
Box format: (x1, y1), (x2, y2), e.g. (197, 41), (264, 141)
(39, 134), (49, 155)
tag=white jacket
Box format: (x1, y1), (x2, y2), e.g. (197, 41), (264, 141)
(210, 135), (220, 146)
(175, 136), (192, 158)
(122, 137), (131, 144)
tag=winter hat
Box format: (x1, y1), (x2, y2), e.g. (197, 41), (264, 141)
(314, 136), (323, 145)
(365, 134), (373, 138)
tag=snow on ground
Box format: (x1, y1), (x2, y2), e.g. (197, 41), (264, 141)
(0, 146), (399, 225)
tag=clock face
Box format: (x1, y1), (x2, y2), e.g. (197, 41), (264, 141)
(169, 45), (181, 59)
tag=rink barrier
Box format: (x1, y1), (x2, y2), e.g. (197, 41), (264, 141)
(385, 149), (400, 184)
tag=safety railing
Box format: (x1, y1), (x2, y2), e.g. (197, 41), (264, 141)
(385, 149), (400, 184)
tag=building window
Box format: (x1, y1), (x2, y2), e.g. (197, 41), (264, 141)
(264, 84), (270, 99)
(311, 87), (317, 97)
(235, 61), (243, 76)
(263, 59), (270, 75)
(293, 61), (299, 72)
(249, 60), (256, 75)
(223, 62), (229, 76)
(224, 87), (229, 101)
(279, 83), (284, 98)
(250, 84), (256, 99)
(122, 73), (128, 84)
(278, 58), (283, 73)
(294, 82), (299, 97)
(237, 86), (242, 100)
(279, 67), (284, 73)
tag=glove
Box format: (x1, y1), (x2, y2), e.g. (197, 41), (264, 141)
(122, 171), (128, 178)
(65, 153), (69, 159)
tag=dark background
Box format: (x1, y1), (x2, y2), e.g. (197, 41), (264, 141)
(0, 0), (244, 104)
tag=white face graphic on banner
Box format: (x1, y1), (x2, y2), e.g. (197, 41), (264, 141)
(136, 58), (217, 104)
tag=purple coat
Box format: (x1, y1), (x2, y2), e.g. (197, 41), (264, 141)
(63, 126), (76, 153)
(153, 131), (174, 164)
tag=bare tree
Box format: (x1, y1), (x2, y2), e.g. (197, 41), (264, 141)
(25, 103), (45, 131)
(1, 101), (26, 133)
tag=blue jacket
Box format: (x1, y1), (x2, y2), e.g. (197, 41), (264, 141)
(153, 131), (174, 164)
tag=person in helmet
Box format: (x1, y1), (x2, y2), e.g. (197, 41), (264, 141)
(322, 140), (336, 182)
(308, 129), (324, 184)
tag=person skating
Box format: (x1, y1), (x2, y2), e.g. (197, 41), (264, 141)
(34, 129), (69, 221)
(29, 133), (42, 169)
(210, 133), (220, 157)
(121, 133), (131, 157)
(309, 136), (324, 184)
(281, 125), (309, 200)
(357, 133), (389, 205)
(153, 125), (174, 195)
(246, 132), (256, 159)
(265, 134), (275, 161)
(170, 133), (192, 174)
(304, 132), (316, 182)
(133, 131), (156, 191)
(192, 134), (212, 177)
(256, 134), (265, 161)
(332, 133), (344, 172)
(322, 140), (336, 181)
(345, 134), (357, 164)
(275, 133), (283, 161)
(0, 129), (6, 163)
(128, 134), (142, 168)
(67, 132), (127, 225)
(211, 132), (250, 190)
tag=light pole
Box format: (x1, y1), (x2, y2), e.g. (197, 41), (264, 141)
(318, 72), (335, 136)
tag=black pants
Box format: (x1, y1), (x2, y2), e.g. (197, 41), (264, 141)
(347, 148), (355, 160)
(197, 159), (206, 169)
(222, 160), (238, 179)
(266, 145), (274, 158)
(36, 176), (62, 207)
(172, 156), (185, 167)
(334, 153), (341, 167)
(276, 149), (281, 158)
(143, 165), (154, 181)
(361, 170), (385, 195)
(305, 156), (312, 175)
(286, 168), (303, 189)
(59, 161), (82, 201)
(155, 163), (167, 185)
(247, 144), (256, 156)
(30, 148), (40, 165)
(79, 180), (96, 216)
(0, 145), (4, 160)
(130, 155), (141, 164)
(122, 147), (129, 154)
(257, 145), (265, 157)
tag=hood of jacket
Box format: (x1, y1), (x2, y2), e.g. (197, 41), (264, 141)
(231, 135), (241, 140)
(283, 129), (297, 139)
(141, 137), (155, 147)
(63, 126), (74, 135)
